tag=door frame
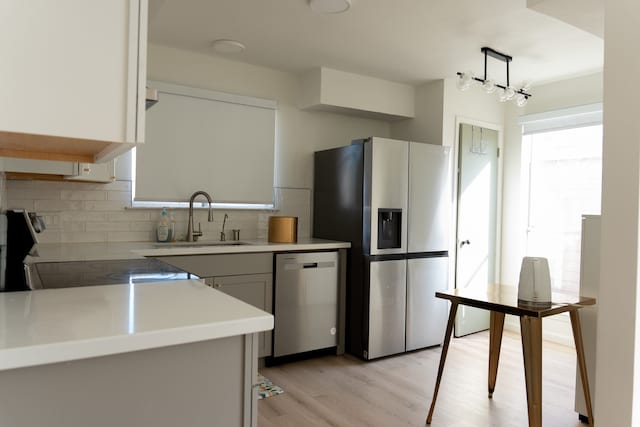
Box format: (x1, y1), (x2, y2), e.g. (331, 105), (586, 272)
(451, 116), (505, 292)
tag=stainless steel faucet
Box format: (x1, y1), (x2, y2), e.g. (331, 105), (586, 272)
(187, 191), (214, 242)
(220, 213), (228, 241)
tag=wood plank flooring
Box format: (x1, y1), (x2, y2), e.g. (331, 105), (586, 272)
(259, 331), (585, 426)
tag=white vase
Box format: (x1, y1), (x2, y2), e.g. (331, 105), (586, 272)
(517, 257), (552, 307)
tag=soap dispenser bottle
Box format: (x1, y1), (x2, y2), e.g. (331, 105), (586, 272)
(156, 208), (170, 242)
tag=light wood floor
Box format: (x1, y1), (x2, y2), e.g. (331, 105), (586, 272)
(259, 331), (585, 426)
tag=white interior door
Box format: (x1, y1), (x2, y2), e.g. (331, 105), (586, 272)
(454, 124), (499, 337)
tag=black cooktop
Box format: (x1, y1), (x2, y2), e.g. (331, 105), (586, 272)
(33, 258), (195, 289)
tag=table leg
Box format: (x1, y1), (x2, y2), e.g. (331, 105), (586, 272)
(520, 315), (542, 427)
(426, 302), (458, 425)
(570, 310), (595, 426)
(488, 311), (505, 398)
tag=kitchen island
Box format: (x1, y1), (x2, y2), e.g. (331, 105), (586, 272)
(25, 238), (350, 358)
(0, 280), (273, 427)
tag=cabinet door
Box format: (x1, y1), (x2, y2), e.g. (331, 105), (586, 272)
(406, 257), (449, 351)
(208, 274), (273, 358)
(0, 0), (147, 158)
(367, 259), (406, 359)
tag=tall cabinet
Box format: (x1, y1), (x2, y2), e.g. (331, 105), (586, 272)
(0, 0), (148, 162)
(575, 215), (600, 423)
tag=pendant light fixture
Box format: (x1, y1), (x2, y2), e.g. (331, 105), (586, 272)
(457, 47), (532, 107)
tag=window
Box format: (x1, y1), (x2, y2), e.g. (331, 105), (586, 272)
(520, 105), (602, 294)
(133, 81), (276, 209)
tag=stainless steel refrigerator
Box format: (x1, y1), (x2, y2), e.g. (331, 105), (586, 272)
(313, 137), (451, 359)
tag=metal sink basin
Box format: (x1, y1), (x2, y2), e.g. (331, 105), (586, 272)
(153, 241), (251, 248)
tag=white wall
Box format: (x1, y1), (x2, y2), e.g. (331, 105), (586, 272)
(595, 0), (640, 423)
(390, 80), (444, 144)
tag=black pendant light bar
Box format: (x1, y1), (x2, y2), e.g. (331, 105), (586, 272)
(456, 46), (532, 100)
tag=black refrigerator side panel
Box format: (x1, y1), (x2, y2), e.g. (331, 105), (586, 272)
(313, 144), (366, 357)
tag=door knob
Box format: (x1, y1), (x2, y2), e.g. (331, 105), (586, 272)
(459, 239), (471, 247)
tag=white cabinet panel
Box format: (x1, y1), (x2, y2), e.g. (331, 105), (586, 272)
(0, 0), (147, 161)
(0, 158), (77, 176)
(206, 274), (273, 358)
(66, 161), (116, 183)
(0, 158), (116, 183)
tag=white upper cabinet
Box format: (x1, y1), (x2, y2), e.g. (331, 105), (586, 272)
(0, 0), (148, 163)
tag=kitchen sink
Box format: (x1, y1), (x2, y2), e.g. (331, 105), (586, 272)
(153, 241), (251, 248)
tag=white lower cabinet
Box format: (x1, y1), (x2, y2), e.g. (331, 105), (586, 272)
(156, 253), (274, 358)
(205, 274), (273, 358)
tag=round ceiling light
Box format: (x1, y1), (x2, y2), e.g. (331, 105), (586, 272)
(309, 0), (351, 14)
(211, 39), (246, 54)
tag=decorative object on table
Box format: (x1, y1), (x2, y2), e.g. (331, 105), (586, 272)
(517, 257), (552, 307)
(268, 216), (298, 243)
(456, 47), (532, 107)
(256, 374), (284, 399)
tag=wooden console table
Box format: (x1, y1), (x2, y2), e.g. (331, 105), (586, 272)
(426, 285), (596, 426)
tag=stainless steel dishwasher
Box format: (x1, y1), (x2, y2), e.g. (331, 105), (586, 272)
(274, 251), (339, 357)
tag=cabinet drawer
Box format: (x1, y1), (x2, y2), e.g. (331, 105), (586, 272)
(157, 253), (272, 277)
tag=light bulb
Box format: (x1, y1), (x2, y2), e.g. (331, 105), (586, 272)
(504, 86), (516, 100)
(456, 71), (474, 91)
(498, 88), (509, 102)
(483, 79), (496, 94)
(516, 94), (528, 107)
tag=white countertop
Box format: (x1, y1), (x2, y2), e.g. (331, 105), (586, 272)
(29, 238), (350, 263)
(0, 280), (273, 371)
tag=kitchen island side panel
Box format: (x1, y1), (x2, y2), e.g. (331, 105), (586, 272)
(0, 335), (252, 427)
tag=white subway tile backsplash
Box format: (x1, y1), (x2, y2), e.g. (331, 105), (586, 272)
(83, 200), (129, 211)
(36, 230), (61, 244)
(34, 200), (83, 211)
(60, 232), (108, 243)
(6, 180), (310, 244)
(107, 191), (131, 201)
(8, 189), (60, 200)
(107, 231), (152, 242)
(62, 222), (86, 232)
(85, 222), (131, 232)
(7, 200), (35, 211)
(61, 211), (108, 222)
(60, 190), (107, 201)
(130, 222), (154, 232)
(108, 211), (150, 222)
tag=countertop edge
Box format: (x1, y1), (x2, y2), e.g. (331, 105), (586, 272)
(28, 239), (351, 263)
(135, 241), (351, 257)
(0, 313), (273, 372)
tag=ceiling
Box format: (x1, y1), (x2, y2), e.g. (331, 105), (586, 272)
(148, 0), (603, 87)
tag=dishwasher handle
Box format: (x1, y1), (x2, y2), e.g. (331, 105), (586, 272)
(283, 260), (335, 271)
